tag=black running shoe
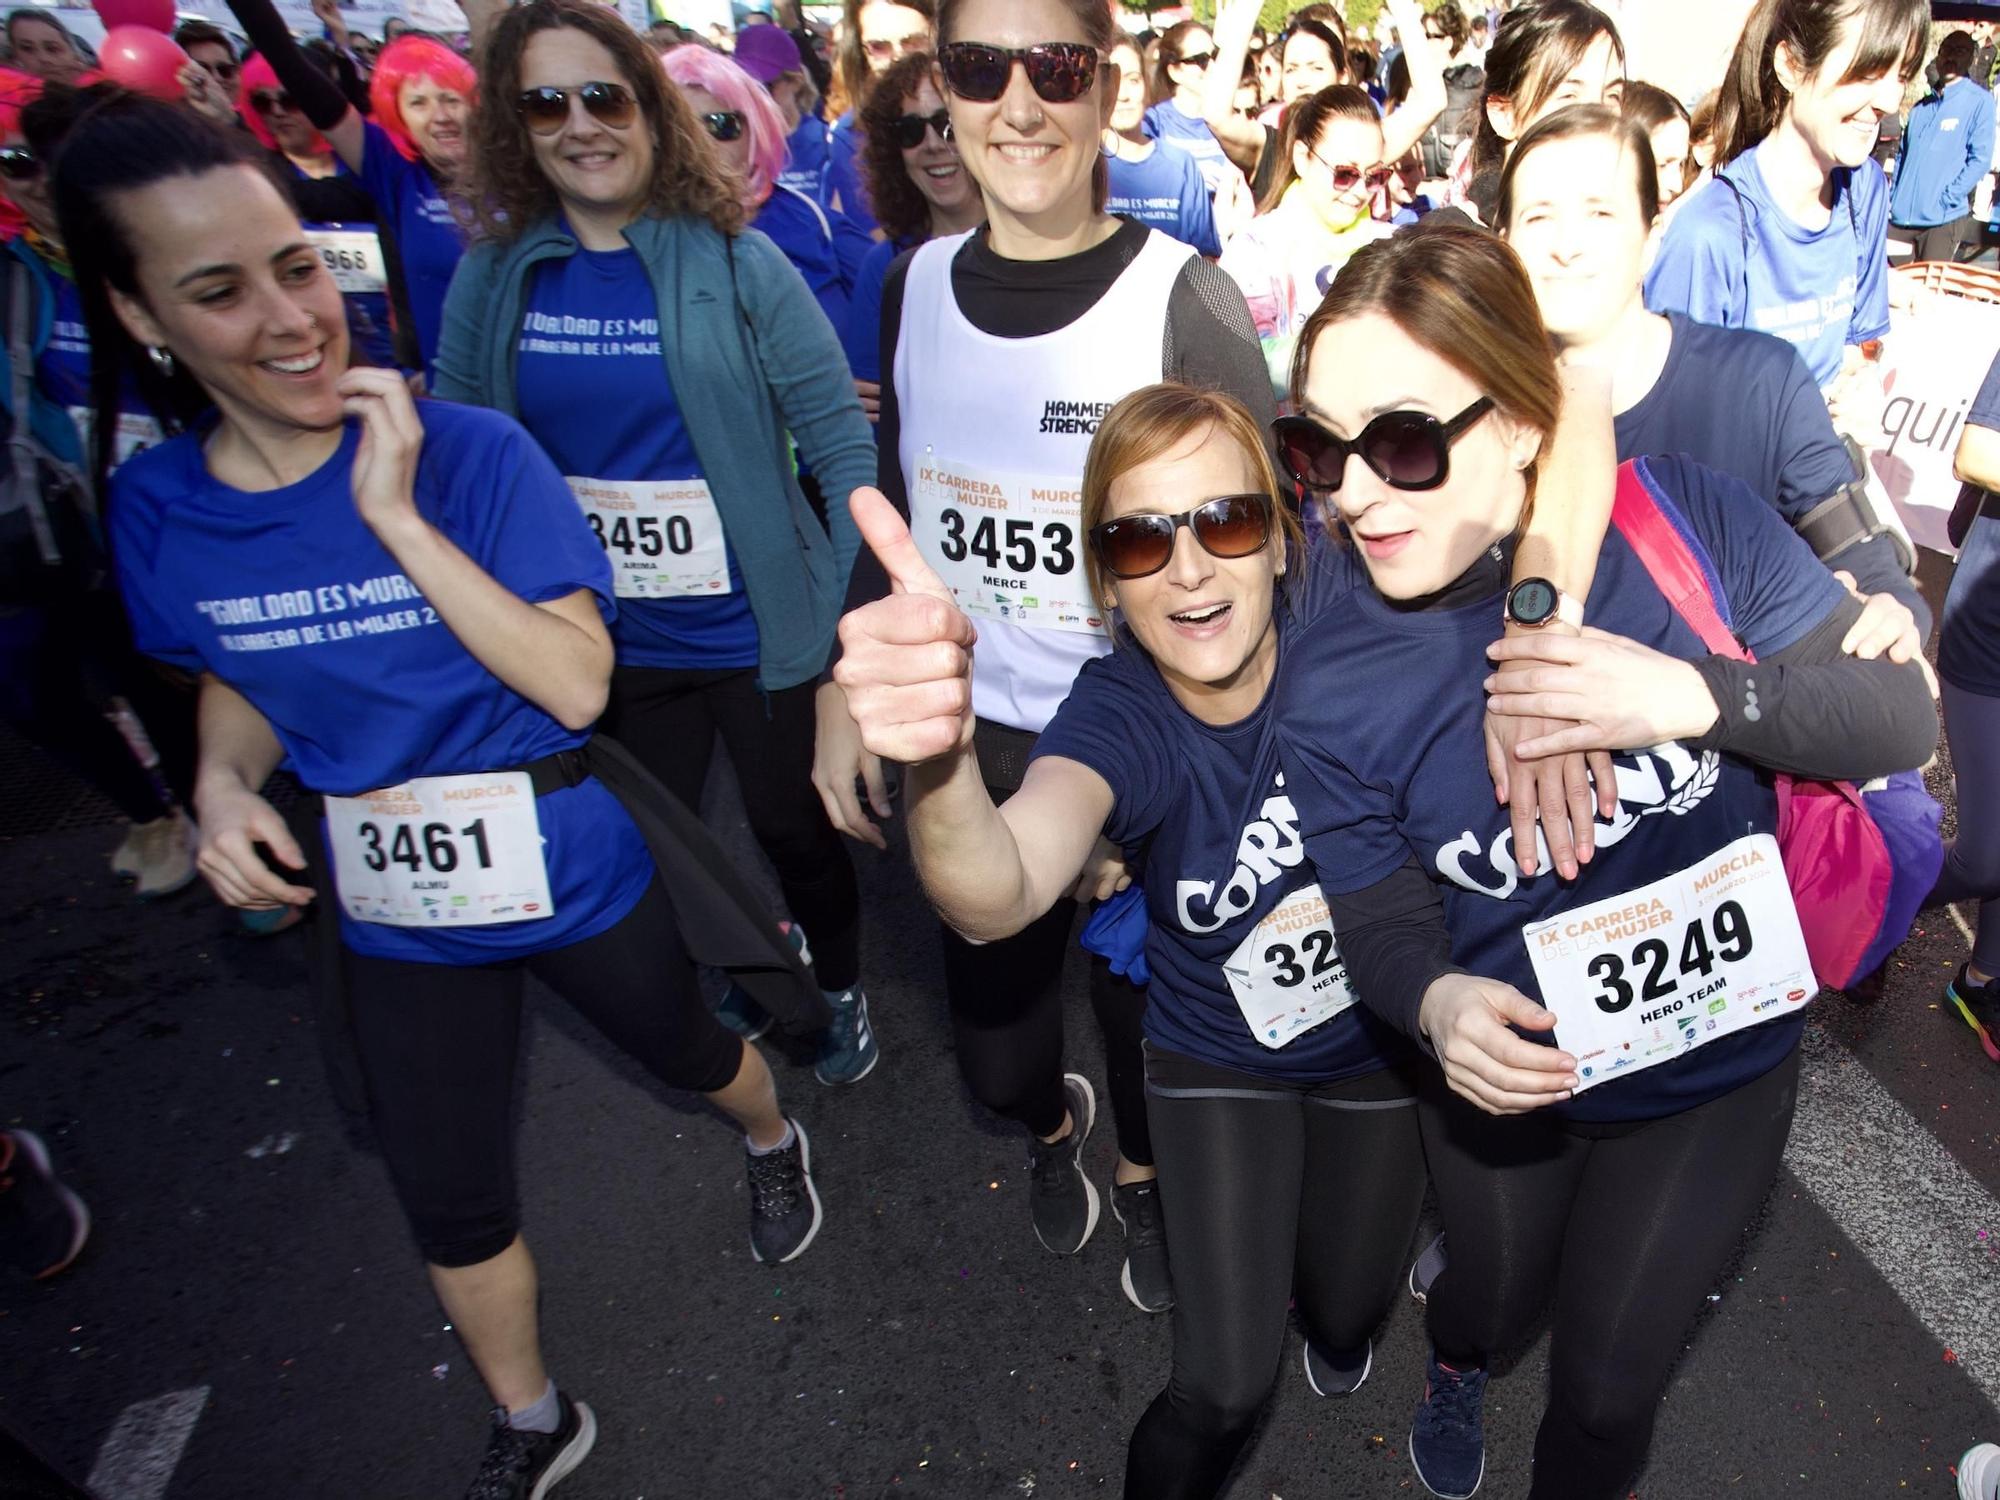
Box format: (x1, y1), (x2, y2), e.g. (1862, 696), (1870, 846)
(1946, 964), (2000, 1064)
(1304, 1335), (1372, 1395)
(1028, 1073), (1100, 1255)
(0, 1131), (90, 1280)
(464, 1391), (596, 1500)
(1111, 1179), (1172, 1312)
(747, 1119), (823, 1264)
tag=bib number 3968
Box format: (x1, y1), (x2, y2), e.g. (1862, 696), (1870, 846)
(1522, 833), (1813, 1094)
(326, 772), (553, 927)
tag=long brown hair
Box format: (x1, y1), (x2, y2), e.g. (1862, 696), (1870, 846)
(834, 0), (935, 120)
(465, 0), (744, 242)
(1470, 1), (1624, 179)
(1152, 20), (1208, 106)
(1711, 0), (1927, 166)
(858, 50), (944, 244)
(1292, 222), (1563, 512)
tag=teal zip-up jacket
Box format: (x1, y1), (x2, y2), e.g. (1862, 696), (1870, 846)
(432, 214), (874, 691)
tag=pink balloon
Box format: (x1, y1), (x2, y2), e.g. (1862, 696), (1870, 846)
(91, 0), (175, 31)
(97, 25), (189, 100)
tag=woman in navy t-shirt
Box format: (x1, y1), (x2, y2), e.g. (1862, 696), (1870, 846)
(1272, 221), (1935, 1500)
(59, 93), (824, 1498)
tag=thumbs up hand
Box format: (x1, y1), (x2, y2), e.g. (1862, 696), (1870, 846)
(833, 488), (979, 766)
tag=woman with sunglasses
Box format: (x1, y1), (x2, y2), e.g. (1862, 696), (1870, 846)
(1219, 84), (1393, 403)
(836, 370), (1610, 1493)
(436, 0), (882, 1086)
(1141, 21), (1241, 208)
(1103, 33), (1222, 257)
(224, 0), (474, 380)
(1270, 221), (1934, 1500)
(65, 89), (825, 1499)
(825, 0), (935, 232)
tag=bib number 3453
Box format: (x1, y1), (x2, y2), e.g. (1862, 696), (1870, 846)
(325, 772), (554, 927)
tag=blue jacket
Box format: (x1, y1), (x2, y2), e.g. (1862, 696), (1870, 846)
(433, 214), (875, 692)
(1891, 75), (1996, 227)
(0, 239), (85, 469)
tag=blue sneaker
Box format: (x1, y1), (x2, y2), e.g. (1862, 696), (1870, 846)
(813, 985), (879, 1086)
(717, 923), (812, 1041)
(1409, 1350), (1487, 1499)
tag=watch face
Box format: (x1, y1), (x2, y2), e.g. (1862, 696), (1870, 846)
(1511, 579), (1556, 624)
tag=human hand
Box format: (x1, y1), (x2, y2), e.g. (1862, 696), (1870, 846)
(1417, 971), (1577, 1114)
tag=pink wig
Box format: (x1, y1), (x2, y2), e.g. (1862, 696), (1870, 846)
(235, 53), (331, 157)
(661, 42), (786, 209)
(368, 35), (477, 162)
(0, 67), (39, 241)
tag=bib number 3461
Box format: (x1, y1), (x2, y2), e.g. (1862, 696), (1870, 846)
(326, 772), (554, 927)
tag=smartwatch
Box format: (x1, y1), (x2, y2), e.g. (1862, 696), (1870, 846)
(1504, 577), (1582, 629)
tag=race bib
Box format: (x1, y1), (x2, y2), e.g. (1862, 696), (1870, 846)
(325, 772), (553, 927)
(1222, 883), (1358, 1049)
(306, 228), (390, 296)
(1522, 833), (1814, 1094)
(567, 476), (731, 599)
(909, 457), (1106, 636)
(66, 407), (164, 471)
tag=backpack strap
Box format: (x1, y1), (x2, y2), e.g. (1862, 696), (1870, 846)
(1610, 458), (1750, 663)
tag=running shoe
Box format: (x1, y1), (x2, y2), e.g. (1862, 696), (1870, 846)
(1028, 1073), (1100, 1255)
(108, 822), (144, 880)
(1409, 1231), (1448, 1303)
(1409, 1350), (1488, 1499)
(1304, 1335), (1372, 1395)
(463, 1391), (596, 1500)
(1945, 964), (2000, 1063)
(814, 985), (879, 1086)
(0, 1131), (90, 1280)
(1959, 1441), (2000, 1500)
(717, 922), (811, 1041)
(747, 1118), (823, 1264)
(1111, 1179), (1172, 1312)
(131, 809), (197, 899)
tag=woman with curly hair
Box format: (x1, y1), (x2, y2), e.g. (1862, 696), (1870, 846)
(437, 0), (884, 1091)
(825, 0), (935, 230)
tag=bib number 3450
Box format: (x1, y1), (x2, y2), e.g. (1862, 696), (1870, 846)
(326, 771), (554, 928)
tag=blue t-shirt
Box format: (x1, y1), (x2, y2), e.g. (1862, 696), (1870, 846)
(1941, 348), (2000, 696)
(357, 121), (465, 379)
(1141, 98), (1235, 200)
(780, 109), (832, 201)
(1275, 455), (1848, 1121)
(753, 183), (853, 333)
(36, 270), (91, 410)
(1645, 143), (1892, 387)
(1032, 544), (1406, 1082)
(107, 401), (654, 965)
(515, 244), (758, 671)
(842, 235), (907, 385)
(1105, 144), (1222, 257)
(823, 112), (877, 235)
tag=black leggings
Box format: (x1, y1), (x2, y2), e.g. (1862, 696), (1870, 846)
(1124, 1048), (1425, 1499)
(606, 666), (859, 994)
(1421, 1048), (1801, 1500)
(343, 878), (746, 1268)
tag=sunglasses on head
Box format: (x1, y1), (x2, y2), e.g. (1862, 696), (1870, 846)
(937, 40), (1099, 104)
(892, 107), (951, 148)
(1309, 148), (1392, 192)
(0, 146), (38, 181)
(1272, 398), (1494, 494)
(699, 109), (745, 141)
(250, 89), (295, 114)
(1089, 493), (1275, 581)
(514, 81), (638, 135)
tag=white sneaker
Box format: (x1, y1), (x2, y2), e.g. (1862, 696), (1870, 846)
(1960, 1443), (2000, 1500)
(131, 809), (197, 899)
(108, 822), (145, 880)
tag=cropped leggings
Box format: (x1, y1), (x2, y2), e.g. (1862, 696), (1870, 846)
(1421, 1047), (1801, 1500)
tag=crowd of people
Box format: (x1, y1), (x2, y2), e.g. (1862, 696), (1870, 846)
(0, 0), (1996, 1497)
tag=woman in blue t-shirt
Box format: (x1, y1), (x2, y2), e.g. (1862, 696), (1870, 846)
(435, 0), (882, 1087)
(1646, 0), (1928, 428)
(1142, 22), (1238, 204)
(825, 0), (936, 232)
(58, 93), (826, 1498)
(1272, 221), (1935, 1500)
(1103, 34), (1221, 256)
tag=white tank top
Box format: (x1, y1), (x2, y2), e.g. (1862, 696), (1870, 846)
(896, 226), (1195, 733)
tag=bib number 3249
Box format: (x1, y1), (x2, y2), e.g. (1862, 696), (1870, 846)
(325, 772), (554, 927)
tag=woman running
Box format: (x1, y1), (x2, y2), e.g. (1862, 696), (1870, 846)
(826, 0), (935, 232)
(225, 0), (476, 379)
(1104, 32), (1221, 256)
(67, 90), (825, 1498)
(434, 0), (880, 1086)
(1271, 220), (1936, 1500)
(1647, 0), (1927, 424)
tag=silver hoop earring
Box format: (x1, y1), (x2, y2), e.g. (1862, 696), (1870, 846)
(146, 345), (175, 378)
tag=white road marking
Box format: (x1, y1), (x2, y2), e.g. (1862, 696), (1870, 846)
(85, 1386), (210, 1500)
(1949, 901), (1978, 950)
(1787, 1025), (2000, 1405)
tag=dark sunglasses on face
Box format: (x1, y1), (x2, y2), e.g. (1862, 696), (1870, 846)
(0, 146), (38, 181)
(1089, 493), (1275, 581)
(250, 89), (295, 115)
(1309, 148), (1393, 192)
(1176, 49), (1215, 69)
(892, 107), (952, 149)
(937, 40), (1099, 105)
(863, 34), (928, 60)
(1272, 398), (1495, 494)
(514, 81), (638, 135)
(700, 109), (745, 141)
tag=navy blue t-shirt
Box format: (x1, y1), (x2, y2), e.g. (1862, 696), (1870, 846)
(514, 244), (758, 671)
(1276, 455), (1848, 1121)
(1105, 145), (1222, 257)
(357, 121), (464, 378)
(1033, 543), (1406, 1082)
(108, 401), (655, 965)
(1941, 349), (2000, 696)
